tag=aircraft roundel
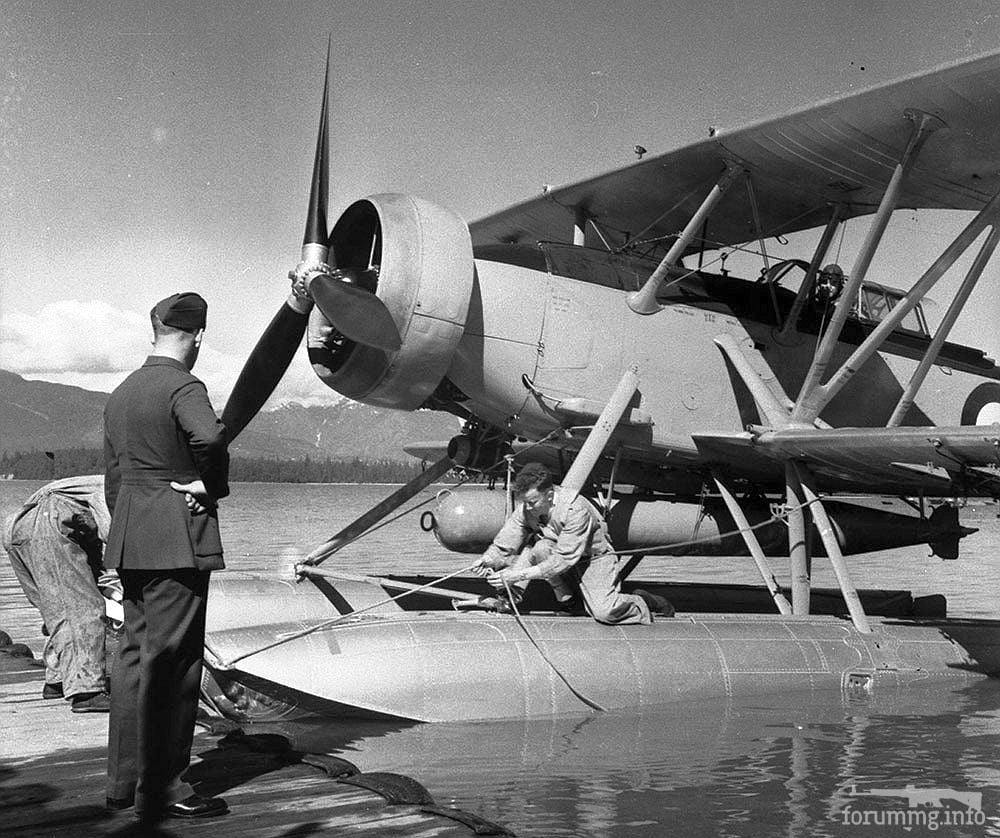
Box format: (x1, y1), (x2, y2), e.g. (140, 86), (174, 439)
(961, 382), (1000, 425)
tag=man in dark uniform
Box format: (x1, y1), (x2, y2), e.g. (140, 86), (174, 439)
(103, 292), (230, 823)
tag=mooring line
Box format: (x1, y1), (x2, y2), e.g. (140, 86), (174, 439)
(503, 579), (607, 713)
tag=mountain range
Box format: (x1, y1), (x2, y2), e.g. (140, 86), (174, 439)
(0, 370), (459, 461)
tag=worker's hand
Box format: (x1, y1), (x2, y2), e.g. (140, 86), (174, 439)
(471, 556), (505, 576)
(485, 567), (521, 589)
(170, 479), (215, 515)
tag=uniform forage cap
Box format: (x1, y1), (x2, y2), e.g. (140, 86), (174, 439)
(152, 292), (207, 331)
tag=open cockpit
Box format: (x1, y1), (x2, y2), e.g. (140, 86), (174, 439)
(471, 241), (992, 370)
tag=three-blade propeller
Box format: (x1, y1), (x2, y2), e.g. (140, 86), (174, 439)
(221, 43), (401, 440)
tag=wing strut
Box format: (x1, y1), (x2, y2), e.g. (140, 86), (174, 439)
(776, 204), (844, 342)
(713, 474), (792, 615)
(888, 224), (1000, 425)
(628, 164), (740, 314)
(797, 186), (1000, 425)
(791, 109), (942, 425)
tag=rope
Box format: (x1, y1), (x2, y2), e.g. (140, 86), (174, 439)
(215, 495), (826, 685)
(216, 563), (478, 668)
(463, 494), (825, 713)
(502, 579), (607, 713)
(317, 467), (824, 574)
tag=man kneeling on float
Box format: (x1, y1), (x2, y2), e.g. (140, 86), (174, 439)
(471, 463), (673, 624)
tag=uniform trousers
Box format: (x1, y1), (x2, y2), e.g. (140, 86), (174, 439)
(107, 568), (209, 815)
(2, 495), (107, 696)
(508, 544), (651, 625)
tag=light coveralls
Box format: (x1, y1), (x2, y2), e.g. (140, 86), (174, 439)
(2, 475), (111, 697)
(482, 486), (651, 625)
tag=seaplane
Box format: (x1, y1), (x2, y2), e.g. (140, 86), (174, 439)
(200, 47), (1000, 724)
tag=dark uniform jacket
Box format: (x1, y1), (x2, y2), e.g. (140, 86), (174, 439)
(103, 356), (229, 571)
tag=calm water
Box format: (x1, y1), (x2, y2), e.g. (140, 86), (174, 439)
(4, 480), (1000, 836)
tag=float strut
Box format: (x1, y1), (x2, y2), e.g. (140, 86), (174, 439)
(793, 463), (871, 633)
(300, 454), (455, 568)
(713, 474), (792, 615)
(559, 365), (641, 508)
(785, 462), (811, 616)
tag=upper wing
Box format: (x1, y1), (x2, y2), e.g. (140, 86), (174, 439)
(470, 50), (1000, 251)
(692, 425), (1000, 497)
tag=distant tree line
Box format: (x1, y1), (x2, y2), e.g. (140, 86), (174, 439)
(0, 449), (433, 484)
(229, 455), (429, 483)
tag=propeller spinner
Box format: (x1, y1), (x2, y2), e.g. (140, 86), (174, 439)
(222, 44), (401, 440)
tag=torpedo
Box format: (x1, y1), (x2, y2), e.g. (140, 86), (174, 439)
(427, 488), (976, 560)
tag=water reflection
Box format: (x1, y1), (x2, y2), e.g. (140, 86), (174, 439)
(238, 680), (1000, 837)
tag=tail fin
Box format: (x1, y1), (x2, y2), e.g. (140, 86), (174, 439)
(927, 504), (977, 560)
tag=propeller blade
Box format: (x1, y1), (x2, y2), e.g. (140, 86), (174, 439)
(221, 303), (309, 441)
(303, 36), (331, 258)
(222, 43), (334, 441)
(310, 272), (402, 351)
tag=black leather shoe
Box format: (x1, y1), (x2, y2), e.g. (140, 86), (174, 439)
(164, 794), (228, 819)
(42, 682), (64, 699)
(106, 794), (135, 811)
(635, 588), (676, 618)
(71, 691), (110, 713)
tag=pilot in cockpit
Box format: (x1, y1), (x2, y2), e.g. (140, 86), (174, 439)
(814, 263), (845, 306)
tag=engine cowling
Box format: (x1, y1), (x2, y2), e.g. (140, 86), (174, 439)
(308, 194), (474, 409)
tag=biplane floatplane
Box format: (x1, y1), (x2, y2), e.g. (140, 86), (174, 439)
(201, 48), (1000, 723)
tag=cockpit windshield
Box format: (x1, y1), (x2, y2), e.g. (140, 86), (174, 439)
(854, 282), (929, 336)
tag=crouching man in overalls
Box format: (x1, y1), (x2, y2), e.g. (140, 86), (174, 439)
(472, 462), (671, 624)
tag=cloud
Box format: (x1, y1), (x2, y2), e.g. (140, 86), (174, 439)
(0, 300), (151, 375)
(1, 299), (343, 409)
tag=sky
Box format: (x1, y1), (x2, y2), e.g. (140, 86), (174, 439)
(3, 0), (1000, 408)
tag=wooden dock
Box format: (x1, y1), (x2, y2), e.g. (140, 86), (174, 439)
(0, 563), (513, 837)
